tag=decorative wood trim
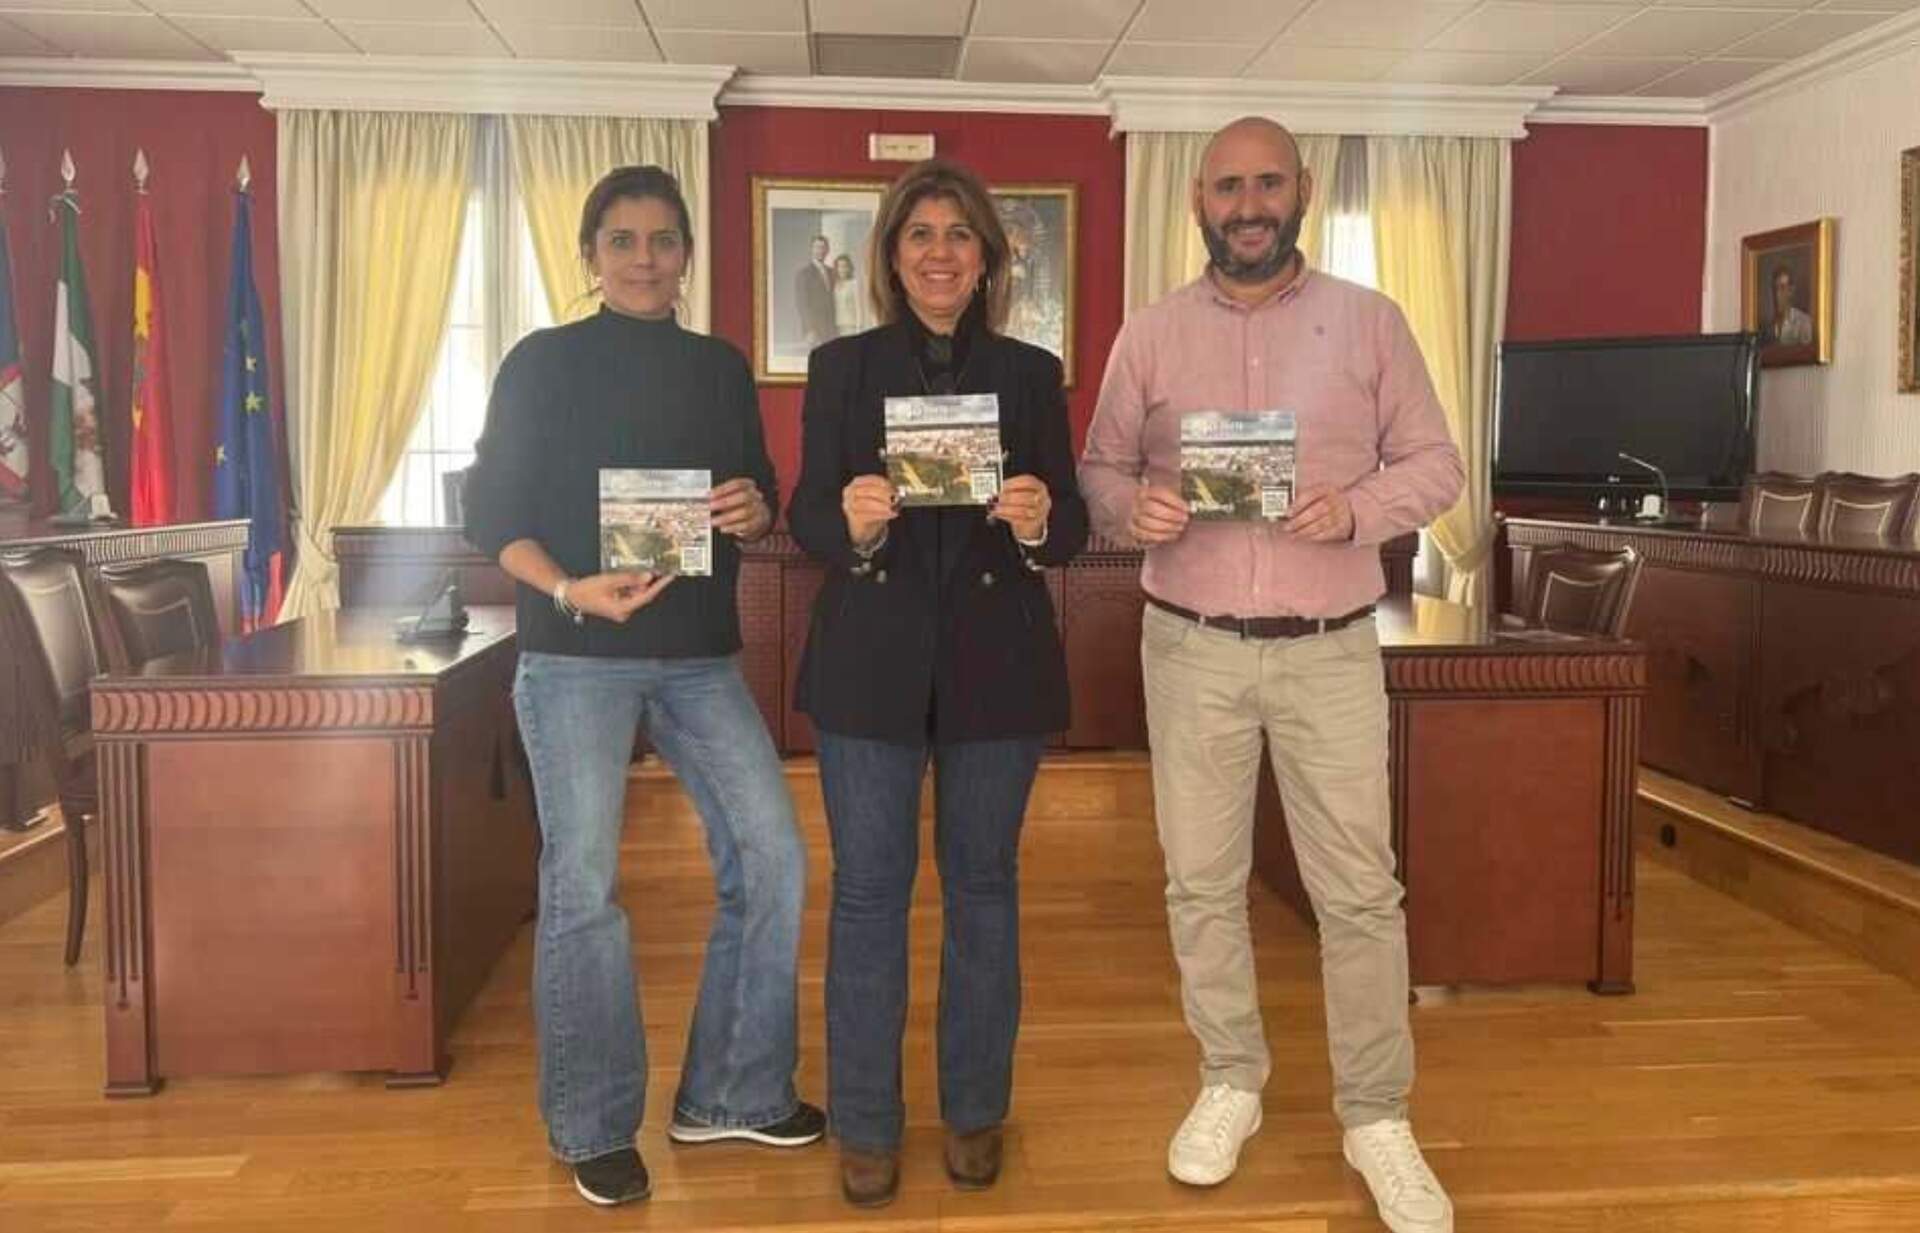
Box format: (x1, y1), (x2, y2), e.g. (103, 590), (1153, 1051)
(1385, 652), (1646, 696)
(0, 57), (255, 91)
(1504, 519), (1920, 596)
(394, 737), (430, 1002)
(721, 74), (1106, 116)
(1528, 95), (1709, 127)
(92, 685), (436, 735)
(333, 526), (489, 563)
(1595, 693), (1641, 994)
(1098, 76), (1554, 139)
(233, 53), (733, 119)
(0, 521), (249, 567)
(100, 740), (158, 1097)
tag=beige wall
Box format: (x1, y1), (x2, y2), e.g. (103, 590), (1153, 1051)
(1707, 38), (1920, 476)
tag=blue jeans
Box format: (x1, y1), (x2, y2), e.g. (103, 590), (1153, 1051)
(817, 731), (1045, 1152)
(513, 651), (806, 1163)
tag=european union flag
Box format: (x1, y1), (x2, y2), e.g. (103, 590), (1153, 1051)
(212, 187), (284, 627)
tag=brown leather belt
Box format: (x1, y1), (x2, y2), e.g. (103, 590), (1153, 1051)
(1146, 594), (1374, 640)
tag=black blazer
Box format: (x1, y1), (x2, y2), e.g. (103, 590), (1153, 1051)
(788, 320), (1089, 743)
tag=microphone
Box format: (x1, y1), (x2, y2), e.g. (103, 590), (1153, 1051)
(1617, 451), (1669, 522)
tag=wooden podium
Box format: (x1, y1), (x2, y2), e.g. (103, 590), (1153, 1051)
(90, 607), (535, 1095)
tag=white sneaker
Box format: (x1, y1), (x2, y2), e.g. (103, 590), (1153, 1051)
(1342, 1119), (1453, 1233)
(1167, 1084), (1263, 1186)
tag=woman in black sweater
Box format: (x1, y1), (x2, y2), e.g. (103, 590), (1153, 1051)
(788, 159), (1089, 1207)
(463, 166), (822, 1210)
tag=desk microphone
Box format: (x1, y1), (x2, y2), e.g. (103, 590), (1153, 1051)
(1617, 451), (1669, 522)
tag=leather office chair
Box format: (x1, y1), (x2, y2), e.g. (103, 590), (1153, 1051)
(97, 558), (220, 668)
(1740, 472), (1820, 537)
(0, 547), (111, 965)
(1813, 472), (1919, 540)
(1515, 544), (1643, 638)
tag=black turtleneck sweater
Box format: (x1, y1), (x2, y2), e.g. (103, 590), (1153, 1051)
(463, 306), (776, 658)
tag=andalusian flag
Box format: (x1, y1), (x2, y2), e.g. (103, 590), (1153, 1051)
(0, 178), (24, 501)
(50, 161), (109, 519)
(130, 152), (175, 525)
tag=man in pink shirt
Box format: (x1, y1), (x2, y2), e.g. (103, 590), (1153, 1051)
(1080, 117), (1461, 1233)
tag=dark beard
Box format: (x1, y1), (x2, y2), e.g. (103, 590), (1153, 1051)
(1202, 201), (1305, 284)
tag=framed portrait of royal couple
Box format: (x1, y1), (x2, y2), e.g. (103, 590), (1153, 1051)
(751, 176), (1078, 386)
(1741, 218), (1834, 370)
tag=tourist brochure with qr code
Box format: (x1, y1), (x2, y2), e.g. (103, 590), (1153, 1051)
(882, 394), (1003, 507)
(599, 468), (712, 577)
(1180, 410), (1297, 521)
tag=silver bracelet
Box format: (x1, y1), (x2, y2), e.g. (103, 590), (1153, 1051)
(552, 577), (585, 625)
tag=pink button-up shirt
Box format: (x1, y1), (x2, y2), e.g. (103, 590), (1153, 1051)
(1079, 268), (1465, 619)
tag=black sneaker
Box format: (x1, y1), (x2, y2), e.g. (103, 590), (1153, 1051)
(667, 1101), (827, 1147)
(572, 1147), (650, 1207)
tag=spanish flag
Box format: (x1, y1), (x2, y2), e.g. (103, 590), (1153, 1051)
(129, 151), (175, 526)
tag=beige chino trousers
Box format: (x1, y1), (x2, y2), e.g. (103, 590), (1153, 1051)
(1141, 601), (1413, 1129)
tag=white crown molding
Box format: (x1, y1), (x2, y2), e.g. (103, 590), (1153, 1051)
(1528, 95), (1709, 128)
(1097, 76), (1556, 139)
(232, 53), (735, 118)
(0, 56), (255, 91)
(1707, 7), (1920, 125)
(719, 74), (1106, 116)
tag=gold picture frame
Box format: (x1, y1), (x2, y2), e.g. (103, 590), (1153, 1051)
(1742, 218), (1834, 368)
(1900, 147), (1919, 394)
(751, 176), (887, 385)
(991, 183), (1079, 387)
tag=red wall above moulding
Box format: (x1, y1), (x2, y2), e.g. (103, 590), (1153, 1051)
(709, 106), (1127, 509)
(1506, 122), (1708, 344)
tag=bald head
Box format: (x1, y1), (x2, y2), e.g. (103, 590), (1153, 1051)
(1193, 115), (1311, 292)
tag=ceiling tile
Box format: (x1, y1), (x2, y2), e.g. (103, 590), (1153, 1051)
(173, 13), (357, 48)
(493, 21), (660, 57)
(145, 0), (317, 17)
(1105, 38), (1255, 75)
(1523, 54), (1692, 92)
(1241, 41), (1402, 80)
(1632, 56), (1777, 94)
(332, 18), (511, 52)
(304, 0), (474, 20)
(808, 0), (969, 37)
(1644, 0), (1802, 8)
(959, 35), (1109, 82)
(641, 0), (801, 32)
(813, 31), (955, 75)
(654, 26), (809, 70)
(1815, 0), (1920, 10)
(0, 0), (141, 12)
(476, 0), (639, 24)
(1280, 0), (1480, 50)
(1382, 47), (1554, 84)
(0, 15), (55, 49)
(970, 0), (1136, 41)
(3, 11), (218, 55)
(1129, 0), (1313, 44)
(1577, 7), (1791, 57)
(1722, 9), (1895, 56)
(1428, 2), (1638, 54)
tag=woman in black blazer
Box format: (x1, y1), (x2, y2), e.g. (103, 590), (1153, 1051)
(788, 158), (1088, 1207)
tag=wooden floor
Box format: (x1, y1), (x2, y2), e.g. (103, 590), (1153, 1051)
(4, 756), (1920, 1232)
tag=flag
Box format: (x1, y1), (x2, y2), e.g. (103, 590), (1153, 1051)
(129, 173), (175, 525)
(213, 186), (284, 628)
(50, 187), (108, 518)
(0, 193), (24, 500)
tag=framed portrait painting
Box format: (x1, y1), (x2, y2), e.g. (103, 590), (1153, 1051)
(991, 184), (1079, 386)
(1742, 218), (1834, 368)
(752, 177), (885, 384)
(1900, 147), (1919, 394)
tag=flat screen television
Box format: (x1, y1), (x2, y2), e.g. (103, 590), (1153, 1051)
(1492, 333), (1759, 502)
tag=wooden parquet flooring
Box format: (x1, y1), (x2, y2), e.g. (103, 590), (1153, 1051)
(3, 756), (1919, 1231)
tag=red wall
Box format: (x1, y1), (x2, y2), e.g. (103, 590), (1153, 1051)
(1506, 122), (1708, 342)
(0, 88), (281, 523)
(710, 106), (1126, 508)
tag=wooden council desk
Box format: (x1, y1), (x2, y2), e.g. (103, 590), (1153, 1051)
(1254, 595), (1647, 993)
(89, 606), (535, 1096)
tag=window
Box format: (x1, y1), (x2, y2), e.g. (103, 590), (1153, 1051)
(378, 121), (552, 527)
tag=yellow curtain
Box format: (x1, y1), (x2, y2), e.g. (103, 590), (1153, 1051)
(1124, 130), (1341, 312)
(1366, 136), (1510, 607)
(507, 115), (710, 331)
(278, 110), (474, 620)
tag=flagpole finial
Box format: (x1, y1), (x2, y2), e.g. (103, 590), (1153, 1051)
(61, 148), (75, 188)
(134, 148), (150, 191)
(237, 155), (251, 192)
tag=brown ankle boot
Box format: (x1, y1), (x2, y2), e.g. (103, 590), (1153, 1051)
(944, 1126), (1003, 1190)
(840, 1147), (900, 1208)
